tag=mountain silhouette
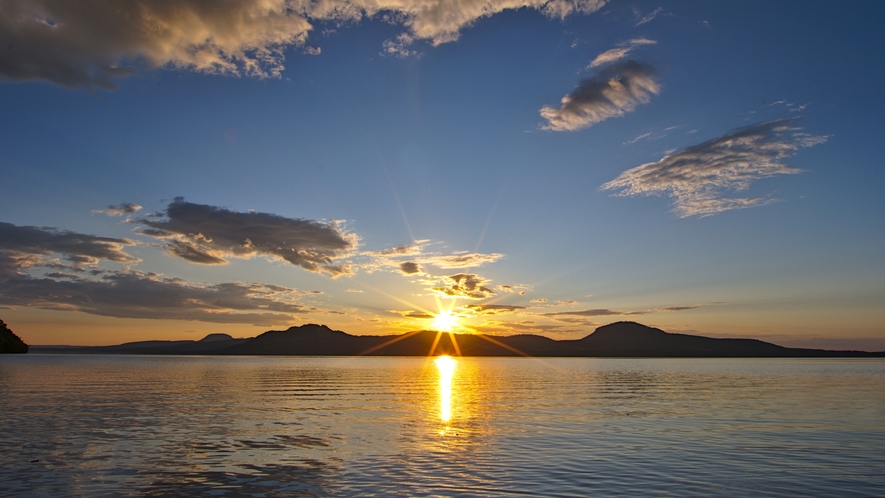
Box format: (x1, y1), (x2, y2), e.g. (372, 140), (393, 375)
(31, 322), (885, 357)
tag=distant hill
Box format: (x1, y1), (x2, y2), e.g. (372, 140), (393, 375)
(31, 322), (885, 358)
(33, 333), (246, 355)
(0, 319), (28, 354)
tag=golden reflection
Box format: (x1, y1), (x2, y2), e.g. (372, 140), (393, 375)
(434, 355), (456, 422)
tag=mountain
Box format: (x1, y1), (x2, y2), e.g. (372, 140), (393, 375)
(214, 322), (884, 357)
(32, 333), (247, 355)
(30, 322), (885, 357)
(0, 319), (28, 354)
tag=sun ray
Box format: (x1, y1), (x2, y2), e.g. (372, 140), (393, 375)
(474, 333), (532, 357)
(428, 331), (443, 357)
(356, 329), (424, 356)
(447, 331), (462, 356)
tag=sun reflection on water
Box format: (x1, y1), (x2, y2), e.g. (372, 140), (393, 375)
(434, 356), (456, 423)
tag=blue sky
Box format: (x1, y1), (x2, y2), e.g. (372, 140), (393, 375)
(1, 0), (883, 348)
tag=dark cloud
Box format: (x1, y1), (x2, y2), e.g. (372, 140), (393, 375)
(540, 60), (660, 131)
(432, 273), (495, 300)
(399, 261), (421, 274)
(0, 268), (313, 326)
(1, 0), (605, 89)
(166, 240), (228, 265)
(601, 118), (828, 217)
(94, 203), (142, 216)
(465, 304), (525, 313)
(543, 304), (709, 318)
(543, 308), (634, 317)
(0, 0), (312, 89)
(0, 221), (136, 264)
(137, 198), (357, 276)
(402, 311), (434, 319)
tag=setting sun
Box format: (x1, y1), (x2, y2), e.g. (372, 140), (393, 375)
(432, 311), (458, 332)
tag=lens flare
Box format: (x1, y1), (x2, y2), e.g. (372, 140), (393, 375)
(435, 355), (456, 422)
(432, 310), (457, 332)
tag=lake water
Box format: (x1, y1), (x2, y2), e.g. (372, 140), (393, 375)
(1, 355), (884, 496)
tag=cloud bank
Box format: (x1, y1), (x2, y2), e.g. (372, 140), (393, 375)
(601, 118), (828, 217)
(540, 60), (659, 131)
(0, 221), (137, 265)
(0, 222), (317, 326)
(137, 198), (357, 276)
(1, 0), (606, 89)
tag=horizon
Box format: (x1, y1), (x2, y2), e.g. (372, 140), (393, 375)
(1, 1), (883, 351)
(23, 321), (885, 354)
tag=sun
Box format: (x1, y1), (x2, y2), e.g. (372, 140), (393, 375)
(432, 310), (458, 332)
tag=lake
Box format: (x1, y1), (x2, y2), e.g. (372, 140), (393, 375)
(1, 355), (883, 496)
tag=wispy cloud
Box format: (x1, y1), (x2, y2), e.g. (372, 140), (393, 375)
(1, 0), (606, 89)
(136, 198), (358, 276)
(540, 60), (659, 131)
(94, 203), (142, 217)
(601, 118), (828, 217)
(542, 304), (705, 319)
(465, 304), (525, 313)
(635, 7), (664, 26)
(420, 252), (503, 269)
(589, 38), (656, 68)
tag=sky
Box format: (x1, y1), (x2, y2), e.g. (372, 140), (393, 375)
(1, 0), (884, 349)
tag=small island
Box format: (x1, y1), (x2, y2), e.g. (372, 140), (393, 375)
(0, 319), (28, 354)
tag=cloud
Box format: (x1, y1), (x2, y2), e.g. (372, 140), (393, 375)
(0, 236), (315, 326)
(1, 0), (606, 89)
(0, 221), (137, 265)
(94, 203), (142, 216)
(136, 198), (357, 276)
(540, 60), (659, 131)
(400, 311), (434, 319)
(542, 303), (712, 318)
(432, 273), (495, 300)
(399, 261), (422, 274)
(635, 7), (663, 26)
(0, 269), (311, 326)
(589, 38), (656, 68)
(623, 131), (652, 145)
(543, 308), (633, 317)
(381, 33), (419, 58)
(421, 252), (503, 268)
(345, 288), (363, 293)
(496, 284), (531, 294)
(465, 304), (525, 313)
(601, 118), (828, 217)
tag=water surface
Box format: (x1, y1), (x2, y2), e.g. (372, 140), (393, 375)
(1, 355), (883, 496)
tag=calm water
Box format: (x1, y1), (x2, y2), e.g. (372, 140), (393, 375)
(1, 355), (884, 497)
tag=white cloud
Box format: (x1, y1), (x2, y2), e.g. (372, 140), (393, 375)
(540, 60), (659, 131)
(601, 118), (828, 217)
(635, 7), (663, 26)
(589, 37), (656, 68)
